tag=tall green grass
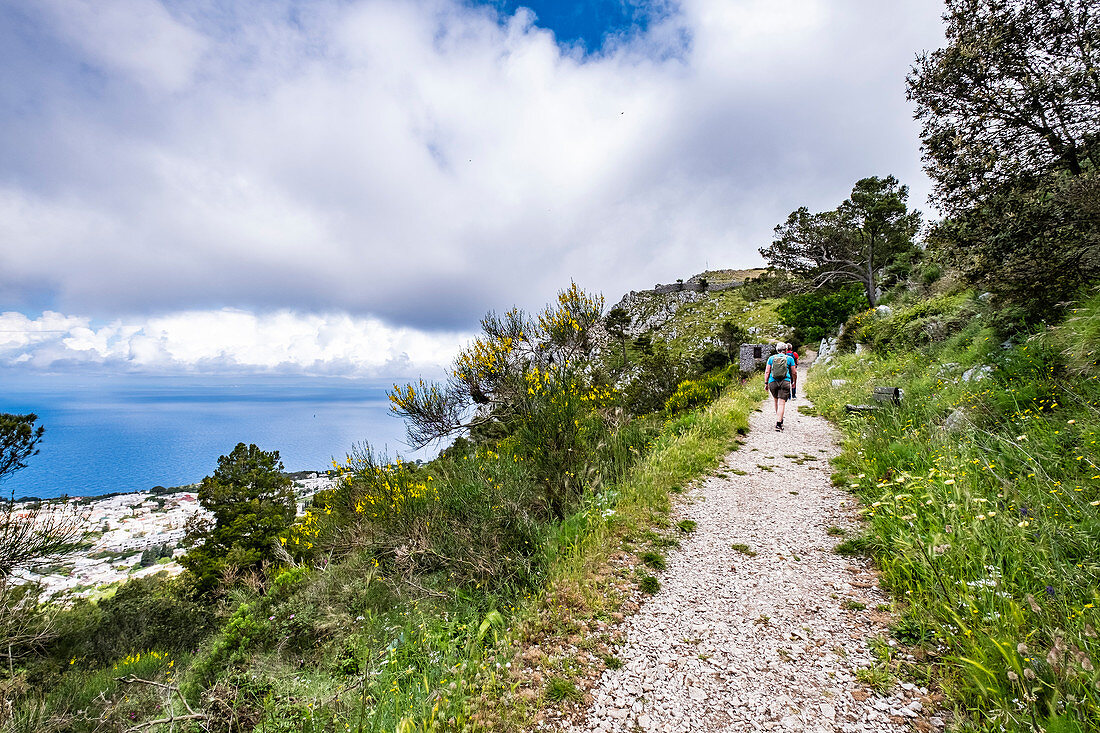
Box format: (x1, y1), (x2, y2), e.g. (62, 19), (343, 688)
(811, 292), (1100, 732)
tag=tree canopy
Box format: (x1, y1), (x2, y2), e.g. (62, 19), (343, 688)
(759, 176), (921, 307)
(909, 0), (1100, 318)
(182, 443), (296, 592)
(0, 413), (44, 484)
(907, 0), (1100, 215)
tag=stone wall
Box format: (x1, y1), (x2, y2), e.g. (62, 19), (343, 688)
(646, 280), (743, 295)
(739, 342), (779, 373)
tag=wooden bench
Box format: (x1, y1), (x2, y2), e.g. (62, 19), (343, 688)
(845, 386), (902, 413)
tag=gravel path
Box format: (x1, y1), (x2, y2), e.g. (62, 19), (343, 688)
(565, 390), (927, 733)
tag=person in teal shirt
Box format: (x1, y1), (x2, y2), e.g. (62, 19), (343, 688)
(764, 344), (797, 431)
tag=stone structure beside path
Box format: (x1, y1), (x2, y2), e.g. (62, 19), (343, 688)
(739, 343), (779, 373)
(563, 384), (938, 732)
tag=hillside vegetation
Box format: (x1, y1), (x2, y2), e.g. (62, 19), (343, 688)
(805, 289), (1100, 732)
(0, 280), (770, 733)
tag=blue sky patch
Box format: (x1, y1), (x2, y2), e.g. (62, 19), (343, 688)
(474, 0), (673, 52)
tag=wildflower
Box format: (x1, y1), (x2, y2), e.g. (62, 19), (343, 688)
(1017, 643), (1029, 654)
(1023, 668), (1036, 680)
(1007, 670), (1019, 682)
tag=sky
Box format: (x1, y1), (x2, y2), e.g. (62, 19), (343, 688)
(0, 0), (948, 378)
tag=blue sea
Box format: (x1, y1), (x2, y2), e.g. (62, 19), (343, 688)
(0, 373), (434, 500)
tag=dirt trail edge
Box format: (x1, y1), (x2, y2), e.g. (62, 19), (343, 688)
(563, 390), (936, 733)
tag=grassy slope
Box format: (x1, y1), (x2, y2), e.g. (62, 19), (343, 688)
(808, 290), (1100, 733)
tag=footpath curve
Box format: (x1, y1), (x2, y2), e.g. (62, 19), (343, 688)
(563, 387), (935, 732)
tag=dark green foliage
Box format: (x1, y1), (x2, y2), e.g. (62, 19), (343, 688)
(834, 536), (873, 556)
(891, 615), (934, 646)
(605, 307), (631, 363)
(854, 292), (978, 353)
(622, 338), (689, 414)
(189, 566), (311, 689)
(698, 349), (730, 372)
(760, 176), (922, 307)
(0, 412), (44, 483)
(908, 0), (1100, 324)
(929, 171), (1100, 321)
(181, 443), (296, 593)
(676, 520), (697, 533)
(640, 551), (666, 570)
(907, 0), (1100, 215)
(545, 676), (582, 702)
(48, 573), (213, 667)
(717, 321), (748, 363)
(777, 286), (866, 342)
(512, 371), (608, 519)
(138, 544), (173, 567)
(639, 575), (660, 594)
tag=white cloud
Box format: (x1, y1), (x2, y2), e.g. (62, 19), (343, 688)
(31, 0), (208, 92)
(0, 310), (471, 376)
(0, 0), (947, 334)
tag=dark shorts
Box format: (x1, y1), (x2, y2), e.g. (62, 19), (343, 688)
(769, 380), (791, 400)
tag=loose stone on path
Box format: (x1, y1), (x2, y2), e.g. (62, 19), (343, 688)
(563, 392), (913, 733)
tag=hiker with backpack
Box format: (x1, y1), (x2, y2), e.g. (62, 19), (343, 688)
(764, 344), (797, 431)
(784, 343), (799, 399)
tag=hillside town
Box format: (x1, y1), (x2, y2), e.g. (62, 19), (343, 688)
(13, 474), (335, 599)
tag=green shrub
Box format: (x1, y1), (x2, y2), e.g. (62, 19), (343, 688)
(777, 285), (867, 342)
(545, 676), (582, 702)
(664, 379), (715, 415)
(49, 573), (213, 667)
(641, 551), (666, 570)
(181, 443), (296, 594)
(639, 575), (660, 594)
(833, 536), (873, 556)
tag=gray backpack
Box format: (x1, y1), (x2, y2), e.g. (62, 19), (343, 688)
(771, 353), (789, 381)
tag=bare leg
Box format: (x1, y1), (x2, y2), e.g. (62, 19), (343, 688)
(776, 397), (787, 423)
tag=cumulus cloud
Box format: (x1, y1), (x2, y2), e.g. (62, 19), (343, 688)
(0, 310), (471, 376)
(0, 0), (946, 333)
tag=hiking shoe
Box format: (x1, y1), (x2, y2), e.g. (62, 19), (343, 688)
(775, 421), (783, 431)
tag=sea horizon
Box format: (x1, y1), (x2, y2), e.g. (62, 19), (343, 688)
(0, 371), (438, 500)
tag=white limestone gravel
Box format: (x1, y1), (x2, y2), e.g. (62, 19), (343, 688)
(564, 391), (915, 733)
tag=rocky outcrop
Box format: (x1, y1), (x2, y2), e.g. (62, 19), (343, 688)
(609, 289), (708, 339)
